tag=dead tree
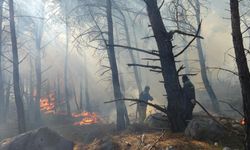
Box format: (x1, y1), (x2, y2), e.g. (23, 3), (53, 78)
(144, 0), (187, 132)
(4, 80), (11, 121)
(115, 4), (143, 94)
(83, 51), (91, 112)
(62, 1), (71, 116)
(230, 0), (250, 149)
(34, 1), (45, 122)
(106, 0), (129, 130)
(9, 0), (26, 133)
(186, 0), (220, 112)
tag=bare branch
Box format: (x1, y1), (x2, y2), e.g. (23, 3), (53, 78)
(207, 67), (238, 76)
(170, 30), (203, 39)
(108, 44), (160, 56)
(219, 100), (244, 117)
(128, 63), (162, 70)
(174, 21), (202, 58)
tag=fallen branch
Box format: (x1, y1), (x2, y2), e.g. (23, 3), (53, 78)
(104, 98), (168, 114)
(207, 67), (238, 76)
(219, 100), (244, 117)
(148, 131), (166, 150)
(195, 100), (243, 136)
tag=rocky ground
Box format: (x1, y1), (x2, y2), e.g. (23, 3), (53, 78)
(0, 113), (245, 150)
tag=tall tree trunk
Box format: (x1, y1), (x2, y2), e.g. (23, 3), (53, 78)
(194, 0), (220, 113)
(106, 0), (129, 130)
(9, 0), (26, 133)
(35, 37), (42, 121)
(28, 57), (34, 122)
(230, 1), (250, 149)
(116, 5), (143, 94)
(83, 52), (91, 112)
(0, 0), (5, 123)
(145, 0), (186, 132)
(79, 81), (83, 111)
(4, 80), (11, 122)
(114, 24), (126, 95)
(64, 19), (71, 116)
(34, 1), (45, 122)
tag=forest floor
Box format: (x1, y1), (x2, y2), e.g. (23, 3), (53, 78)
(42, 114), (243, 150)
(0, 112), (244, 150)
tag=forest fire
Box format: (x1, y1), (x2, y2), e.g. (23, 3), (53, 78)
(40, 98), (56, 114)
(72, 112), (100, 126)
(240, 118), (246, 126)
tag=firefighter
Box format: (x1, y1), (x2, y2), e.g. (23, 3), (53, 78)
(182, 75), (196, 125)
(138, 86), (153, 123)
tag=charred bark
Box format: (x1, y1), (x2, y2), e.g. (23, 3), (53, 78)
(9, 0), (26, 133)
(106, 0), (129, 130)
(144, 0), (186, 132)
(230, 0), (250, 149)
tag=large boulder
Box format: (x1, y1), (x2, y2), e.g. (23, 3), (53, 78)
(145, 113), (170, 129)
(0, 127), (74, 150)
(185, 118), (224, 140)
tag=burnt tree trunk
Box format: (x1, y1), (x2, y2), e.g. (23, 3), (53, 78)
(106, 0), (129, 130)
(84, 52), (91, 112)
(9, 0), (26, 133)
(194, 0), (220, 113)
(145, 0), (186, 132)
(230, 0), (250, 149)
(34, 14), (44, 122)
(0, 0), (4, 123)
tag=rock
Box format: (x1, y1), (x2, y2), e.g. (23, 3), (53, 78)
(0, 127), (74, 150)
(99, 136), (115, 150)
(222, 147), (232, 150)
(145, 113), (170, 129)
(185, 118), (224, 140)
(166, 145), (175, 150)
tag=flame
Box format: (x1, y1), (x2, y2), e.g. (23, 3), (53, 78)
(40, 98), (55, 114)
(40, 93), (57, 114)
(72, 112), (100, 126)
(240, 118), (246, 126)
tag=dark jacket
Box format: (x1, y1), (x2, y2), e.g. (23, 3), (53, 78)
(183, 80), (195, 106)
(139, 91), (153, 107)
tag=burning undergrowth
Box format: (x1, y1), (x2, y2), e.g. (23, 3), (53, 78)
(39, 93), (103, 127)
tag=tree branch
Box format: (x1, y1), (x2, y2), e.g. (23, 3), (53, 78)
(107, 44), (160, 56)
(174, 21), (202, 58)
(104, 98), (168, 114)
(128, 63), (162, 70)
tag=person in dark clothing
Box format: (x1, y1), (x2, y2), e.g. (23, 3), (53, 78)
(182, 75), (196, 125)
(138, 86), (153, 123)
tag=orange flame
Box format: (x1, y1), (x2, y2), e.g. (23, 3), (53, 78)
(240, 118), (246, 126)
(40, 93), (56, 114)
(72, 112), (100, 126)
